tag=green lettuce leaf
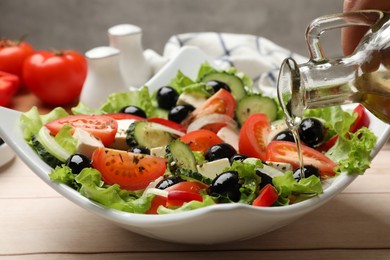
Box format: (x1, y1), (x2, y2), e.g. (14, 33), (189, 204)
(49, 166), (80, 190)
(196, 62), (216, 81)
(19, 106), (69, 141)
(168, 70), (195, 92)
(100, 86), (156, 116)
(54, 125), (77, 155)
(75, 168), (153, 213)
(326, 127), (377, 175)
(304, 106), (356, 139)
(157, 195), (216, 214)
(71, 86), (159, 118)
(226, 159), (262, 204)
(272, 171), (323, 205)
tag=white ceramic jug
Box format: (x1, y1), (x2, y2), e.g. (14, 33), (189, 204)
(80, 46), (128, 108)
(108, 24), (151, 88)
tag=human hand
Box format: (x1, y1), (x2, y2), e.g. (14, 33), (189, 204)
(342, 0), (390, 55)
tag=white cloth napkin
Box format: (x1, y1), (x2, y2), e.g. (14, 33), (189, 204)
(144, 32), (307, 96)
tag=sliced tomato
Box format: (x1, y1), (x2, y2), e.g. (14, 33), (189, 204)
(316, 135), (338, 152)
(252, 184), (278, 207)
(166, 190), (203, 208)
(164, 181), (207, 208)
(165, 181), (209, 193)
(238, 113), (271, 160)
(185, 89), (236, 132)
(146, 195), (167, 214)
(148, 117), (187, 133)
(192, 89), (236, 118)
(91, 148), (167, 191)
(317, 104), (370, 152)
(104, 113), (145, 121)
(45, 115), (118, 146)
(350, 104), (370, 133)
(179, 129), (223, 153)
(266, 141), (337, 176)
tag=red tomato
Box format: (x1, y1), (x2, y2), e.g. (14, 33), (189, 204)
(104, 113), (145, 121)
(92, 148), (167, 191)
(179, 129), (223, 153)
(165, 181), (208, 193)
(266, 141), (337, 176)
(238, 113), (270, 160)
(45, 115), (118, 146)
(0, 71), (20, 106)
(165, 181), (207, 207)
(252, 184), (278, 207)
(192, 89), (236, 118)
(317, 104), (370, 152)
(148, 117), (187, 133)
(186, 89), (236, 132)
(145, 195), (167, 214)
(350, 104), (370, 133)
(166, 190), (203, 208)
(23, 50), (87, 105)
(0, 39), (35, 84)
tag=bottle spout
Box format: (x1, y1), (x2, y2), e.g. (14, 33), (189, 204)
(277, 57), (305, 128)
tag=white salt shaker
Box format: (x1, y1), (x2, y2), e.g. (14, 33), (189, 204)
(108, 24), (151, 88)
(80, 46), (127, 108)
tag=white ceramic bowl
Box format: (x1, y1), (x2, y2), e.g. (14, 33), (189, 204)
(1, 46), (389, 245)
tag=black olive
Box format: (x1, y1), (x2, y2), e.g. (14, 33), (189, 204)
(119, 105), (147, 118)
(273, 130), (295, 142)
(293, 165), (320, 181)
(65, 154), (92, 175)
(298, 118), (325, 147)
(229, 154), (248, 164)
(156, 86), (179, 110)
(156, 176), (183, 190)
(206, 80), (231, 94)
(208, 171), (242, 202)
(256, 169), (274, 189)
(205, 143), (237, 162)
(168, 105), (195, 123)
(129, 146), (150, 155)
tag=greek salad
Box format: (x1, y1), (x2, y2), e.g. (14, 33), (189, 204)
(19, 63), (377, 214)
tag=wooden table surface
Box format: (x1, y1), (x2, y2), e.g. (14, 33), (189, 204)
(1, 91), (390, 259)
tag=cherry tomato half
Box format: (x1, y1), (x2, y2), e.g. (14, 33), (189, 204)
(92, 148), (167, 191)
(238, 113), (271, 160)
(191, 89), (236, 118)
(266, 141), (337, 176)
(23, 50), (87, 106)
(45, 115), (118, 146)
(252, 184), (278, 207)
(180, 129), (223, 153)
(186, 89), (236, 132)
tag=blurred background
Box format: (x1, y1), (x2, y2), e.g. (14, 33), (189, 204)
(0, 0), (344, 58)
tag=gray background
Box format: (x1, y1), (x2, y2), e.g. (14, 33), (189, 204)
(0, 0), (344, 58)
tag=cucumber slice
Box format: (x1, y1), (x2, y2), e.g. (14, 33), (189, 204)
(30, 135), (63, 168)
(201, 72), (246, 100)
(36, 127), (71, 162)
(166, 139), (197, 172)
(126, 121), (174, 149)
(236, 94), (278, 125)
